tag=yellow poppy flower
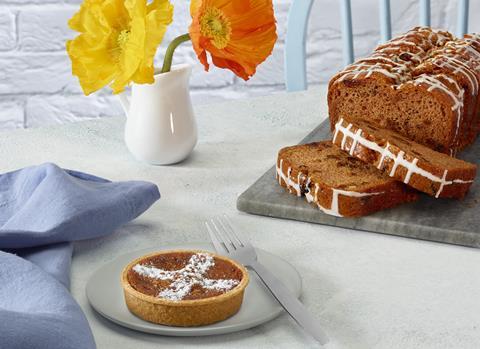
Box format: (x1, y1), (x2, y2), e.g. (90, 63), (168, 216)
(67, 0), (173, 95)
(189, 0), (277, 80)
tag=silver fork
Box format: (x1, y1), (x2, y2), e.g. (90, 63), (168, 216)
(205, 215), (328, 345)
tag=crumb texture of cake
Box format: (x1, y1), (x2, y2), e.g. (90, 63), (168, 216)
(121, 250), (249, 327)
(328, 27), (480, 155)
(276, 141), (418, 217)
(332, 118), (477, 199)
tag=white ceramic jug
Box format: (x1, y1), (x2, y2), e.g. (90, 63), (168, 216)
(118, 64), (197, 165)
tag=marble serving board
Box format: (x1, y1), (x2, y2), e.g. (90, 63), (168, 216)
(237, 120), (480, 248)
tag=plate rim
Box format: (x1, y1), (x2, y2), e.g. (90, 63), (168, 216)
(86, 242), (302, 337)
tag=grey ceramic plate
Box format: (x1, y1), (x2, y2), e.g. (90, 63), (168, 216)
(86, 242), (302, 336)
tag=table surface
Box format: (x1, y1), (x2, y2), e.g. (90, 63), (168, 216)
(1, 86), (480, 349)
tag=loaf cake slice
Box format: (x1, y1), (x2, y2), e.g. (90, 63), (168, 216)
(332, 118), (477, 199)
(328, 27), (480, 155)
(276, 141), (418, 217)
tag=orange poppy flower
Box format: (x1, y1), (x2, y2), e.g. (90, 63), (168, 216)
(189, 0), (277, 81)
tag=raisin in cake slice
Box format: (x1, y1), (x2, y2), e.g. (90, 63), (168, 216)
(276, 141), (418, 217)
(332, 118), (477, 199)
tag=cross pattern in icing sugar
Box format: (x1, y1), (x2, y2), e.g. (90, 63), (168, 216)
(334, 118), (473, 198)
(276, 157), (383, 217)
(133, 253), (239, 301)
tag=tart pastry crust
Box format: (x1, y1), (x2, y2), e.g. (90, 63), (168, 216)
(121, 249), (249, 327)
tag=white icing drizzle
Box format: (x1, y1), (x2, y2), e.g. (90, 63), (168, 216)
(341, 123), (353, 148)
(404, 158), (418, 184)
(404, 51), (422, 64)
(277, 158), (383, 217)
(277, 159), (283, 184)
(276, 158), (302, 196)
(349, 128), (362, 155)
(395, 40), (419, 47)
(463, 37), (480, 56)
(337, 62), (403, 83)
(435, 170), (449, 199)
(433, 56), (479, 95)
(383, 27), (451, 48)
(378, 36), (423, 51)
(375, 45), (423, 63)
(377, 142), (391, 169)
(132, 253), (239, 301)
(338, 27), (454, 86)
(333, 28), (480, 154)
(389, 150), (404, 177)
(304, 183), (382, 217)
(375, 33), (430, 60)
(458, 44), (480, 60)
(359, 56), (404, 67)
(334, 118), (474, 198)
(411, 73), (464, 144)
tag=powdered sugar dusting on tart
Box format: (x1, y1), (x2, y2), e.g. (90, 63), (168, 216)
(132, 253), (240, 301)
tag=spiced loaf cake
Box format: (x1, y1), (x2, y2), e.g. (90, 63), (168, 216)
(333, 118), (477, 199)
(328, 27), (480, 156)
(276, 141), (418, 217)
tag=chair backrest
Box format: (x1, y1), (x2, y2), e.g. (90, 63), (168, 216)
(284, 0), (471, 92)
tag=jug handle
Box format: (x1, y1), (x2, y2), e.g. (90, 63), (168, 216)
(117, 93), (130, 118)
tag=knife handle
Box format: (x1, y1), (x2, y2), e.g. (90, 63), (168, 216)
(249, 260), (329, 345)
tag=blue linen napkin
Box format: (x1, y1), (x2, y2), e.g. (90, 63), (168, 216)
(0, 163), (160, 349)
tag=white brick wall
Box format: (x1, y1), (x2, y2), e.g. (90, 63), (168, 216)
(0, 0), (479, 130)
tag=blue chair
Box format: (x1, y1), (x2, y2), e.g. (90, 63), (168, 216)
(285, 0), (471, 92)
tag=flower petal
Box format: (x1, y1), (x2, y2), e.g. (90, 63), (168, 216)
(189, 0), (277, 80)
(190, 0), (202, 16)
(134, 0), (174, 84)
(67, 0), (173, 95)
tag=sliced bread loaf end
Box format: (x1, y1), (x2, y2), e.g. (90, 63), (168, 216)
(277, 141), (418, 217)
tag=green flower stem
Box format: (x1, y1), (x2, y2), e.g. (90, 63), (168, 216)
(161, 33), (191, 73)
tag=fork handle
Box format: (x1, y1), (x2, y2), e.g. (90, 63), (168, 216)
(249, 260), (329, 345)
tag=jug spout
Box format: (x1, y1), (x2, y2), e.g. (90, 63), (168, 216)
(118, 93), (130, 117)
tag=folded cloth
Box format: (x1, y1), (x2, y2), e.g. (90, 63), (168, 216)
(0, 163), (160, 349)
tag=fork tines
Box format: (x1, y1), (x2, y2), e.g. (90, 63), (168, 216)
(205, 215), (246, 253)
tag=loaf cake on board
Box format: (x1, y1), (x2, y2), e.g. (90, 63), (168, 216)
(328, 27), (480, 155)
(277, 141), (418, 217)
(332, 118), (477, 199)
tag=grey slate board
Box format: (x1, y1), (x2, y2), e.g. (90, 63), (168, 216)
(237, 120), (480, 248)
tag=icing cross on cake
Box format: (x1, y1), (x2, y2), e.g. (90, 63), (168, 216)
(132, 252), (240, 301)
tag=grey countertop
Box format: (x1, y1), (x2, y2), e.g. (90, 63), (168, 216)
(1, 86), (480, 349)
